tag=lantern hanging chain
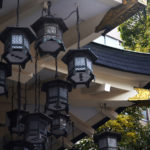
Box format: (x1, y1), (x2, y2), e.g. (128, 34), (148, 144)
(55, 56), (58, 79)
(42, 0), (53, 17)
(47, 1), (51, 16)
(11, 83), (14, 111)
(17, 65), (21, 111)
(16, 0), (20, 27)
(24, 83), (27, 111)
(34, 50), (38, 112)
(76, 5), (80, 49)
(38, 76), (41, 112)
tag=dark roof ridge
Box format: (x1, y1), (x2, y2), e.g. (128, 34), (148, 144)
(84, 42), (150, 76)
(91, 42), (150, 55)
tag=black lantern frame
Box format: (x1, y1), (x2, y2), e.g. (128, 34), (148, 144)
(42, 79), (72, 112)
(31, 16), (68, 57)
(22, 113), (51, 145)
(94, 131), (121, 150)
(62, 48), (97, 88)
(3, 140), (34, 150)
(0, 62), (11, 96)
(6, 109), (29, 135)
(0, 27), (35, 68)
(50, 112), (70, 138)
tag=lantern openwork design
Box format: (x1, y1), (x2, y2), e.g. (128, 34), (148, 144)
(94, 131), (121, 150)
(31, 16), (68, 57)
(42, 80), (72, 112)
(3, 140), (33, 150)
(0, 27), (35, 67)
(22, 113), (51, 145)
(0, 62), (11, 96)
(50, 112), (69, 137)
(6, 109), (29, 135)
(62, 48), (97, 87)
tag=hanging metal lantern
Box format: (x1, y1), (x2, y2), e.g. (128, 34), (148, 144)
(0, 27), (35, 67)
(62, 48), (97, 88)
(50, 112), (70, 137)
(94, 131), (121, 150)
(6, 109), (29, 135)
(3, 140), (33, 150)
(22, 113), (51, 145)
(42, 80), (72, 112)
(0, 62), (11, 96)
(31, 16), (67, 57)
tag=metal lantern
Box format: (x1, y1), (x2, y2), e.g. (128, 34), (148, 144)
(3, 140), (33, 150)
(94, 131), (121, 150)
(50, 112), (69, 137)
(22, 113), (51, 145)
(0, 27), (35, 67)
(42, 80), (72, 112)
(31, 16), (68, 57)
(0, 62), (11, 96)
(6, 109), (29, 135)
(62, 48), (97, 88)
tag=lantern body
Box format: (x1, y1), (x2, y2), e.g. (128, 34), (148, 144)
(62, 48), (97, 88)
(0, 27), (35, 67)
(94, 132), (121, 150)
(0, 62), (11, 96)
(51, 113), (69, 137)
(31, 16), (68, 57)
(6, 109), (28, 135)
(42, 80), (72, 112)
(22, 113), (51, 144)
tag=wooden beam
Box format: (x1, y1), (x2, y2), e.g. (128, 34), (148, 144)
(69, 112), (95, 137)
(96, 0), (146, 34)
(99, 106), (118, 120)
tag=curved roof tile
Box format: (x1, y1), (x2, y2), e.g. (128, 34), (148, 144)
(85, 42), (150, 75)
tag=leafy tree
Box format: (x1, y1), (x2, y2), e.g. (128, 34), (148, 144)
(73, 106), (150, 150)
(118, 0), (150, 53)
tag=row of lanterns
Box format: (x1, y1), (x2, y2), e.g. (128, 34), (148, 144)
(0, 1), (97, 150)
(0, 0), (121, 150)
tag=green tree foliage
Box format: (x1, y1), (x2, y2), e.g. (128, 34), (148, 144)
(118, 0), (150, 53)
(73, 106), (150, 150)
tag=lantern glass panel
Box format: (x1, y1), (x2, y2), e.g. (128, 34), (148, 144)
(86, 58), (92, 71)
(59, 87), (67, 99)
(52, 117), (67, 136)
(108, 137), (117, 147)
(48, 87), (58, 97)
(12, 34), (23, 45)
(24, 37), (29, 49)
(45, 25), (57, 35)
(75, 57), (86, 71)
(99, 138), (108, 149)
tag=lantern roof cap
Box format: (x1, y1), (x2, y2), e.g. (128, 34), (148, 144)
(21, 112), (52, 123)
(0, 62), (12, 77)
(42, 79), (72, 92)
(62, 48), (98, 64)
(31, 16), (68, 33)
(0, 26), (36, 44)
(94, 131), (121, 143)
